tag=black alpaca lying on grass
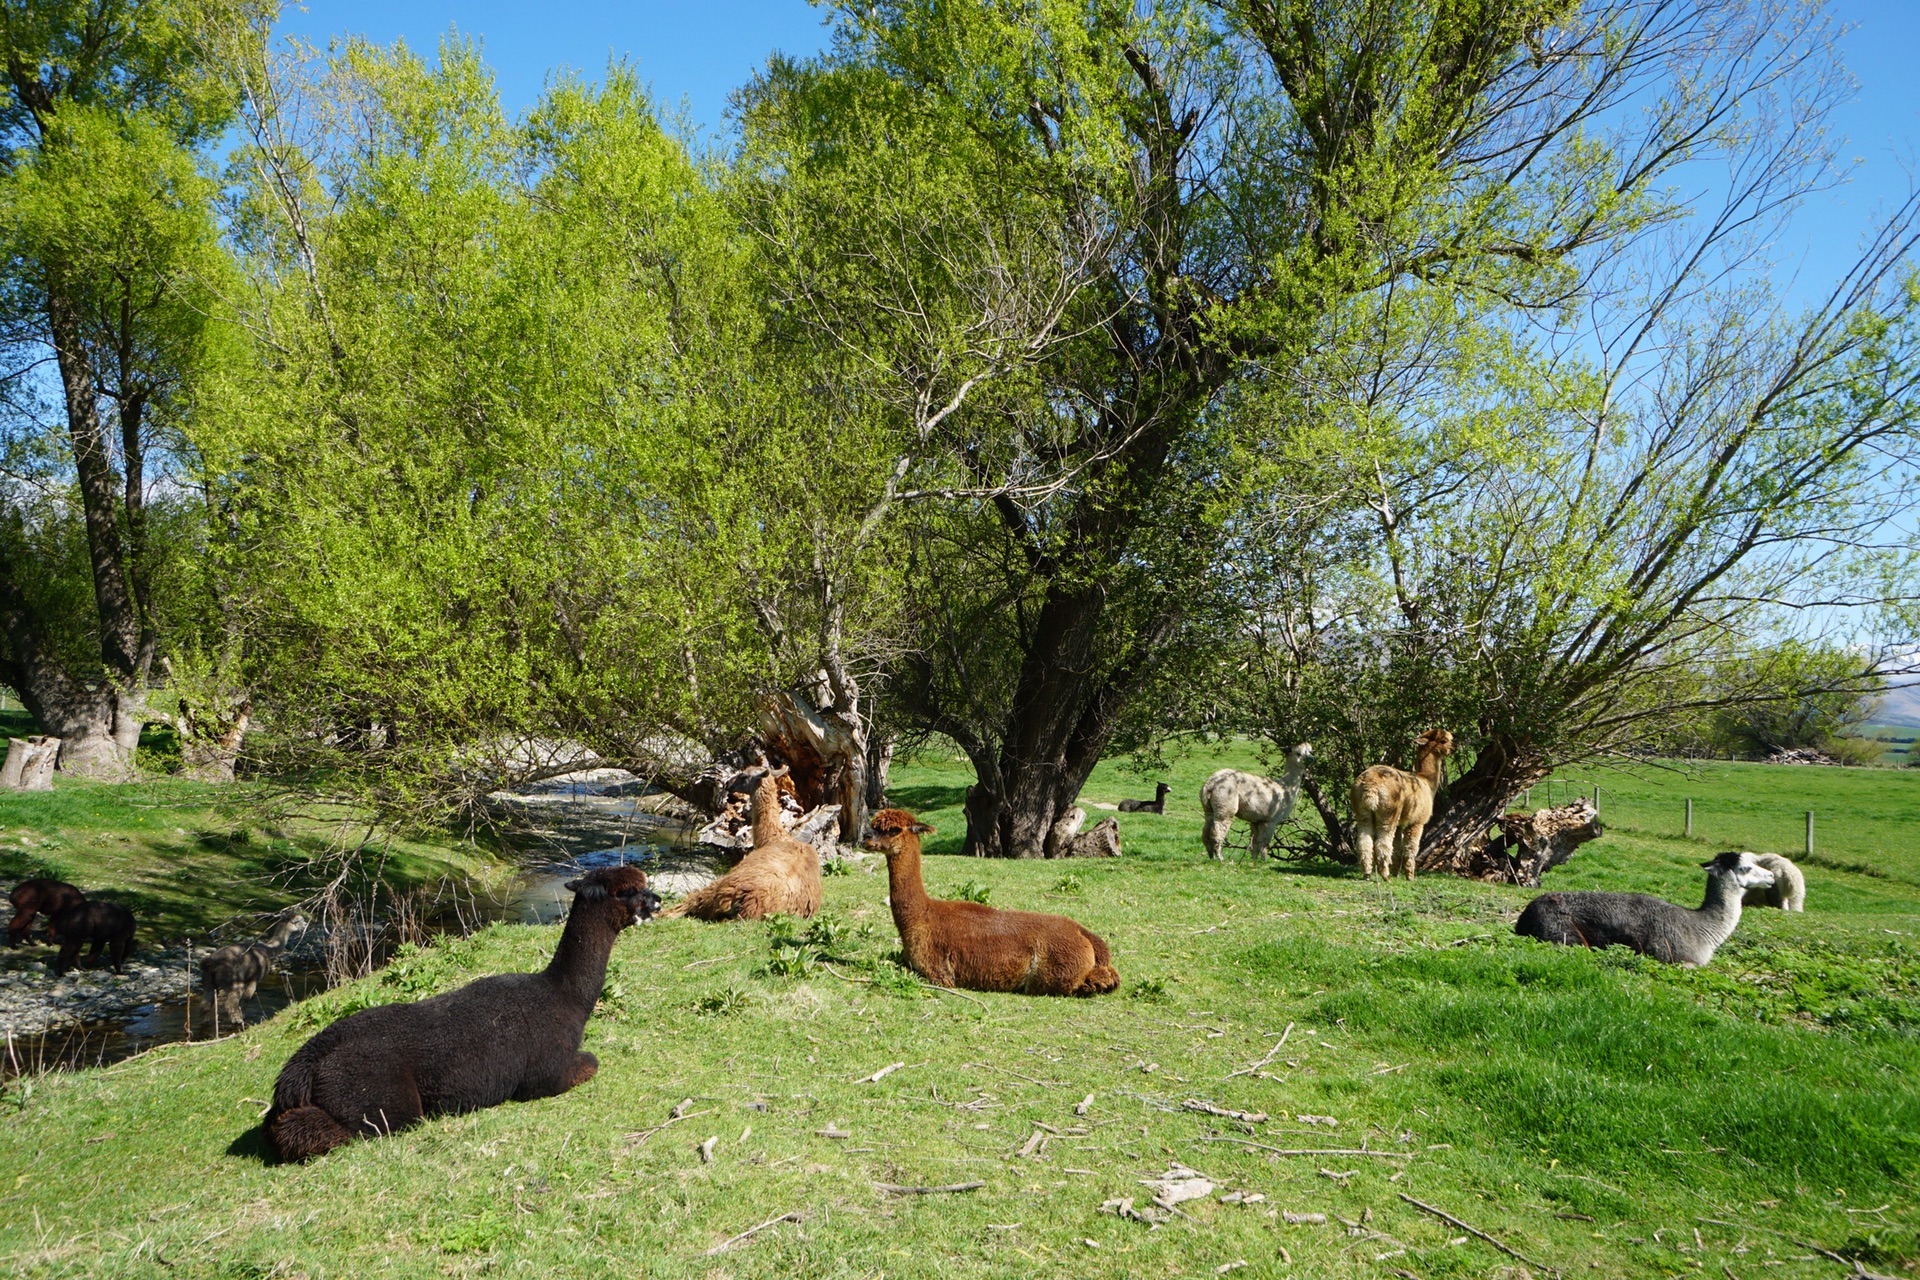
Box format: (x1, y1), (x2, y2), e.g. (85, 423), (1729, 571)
(50, 900), (135, 975)
(8, 878), (85, 947)
(1117, 783), (1171, 814)
(266, 866), (659, 1161)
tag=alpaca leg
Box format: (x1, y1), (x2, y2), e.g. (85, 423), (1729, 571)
(565, 1052), (599, 1089)
(1353, 822), (1375, 878)
(1398, 824), (1424, 880)
(1202, 813), (1232, 860)
(1248, 819), (1276, 860)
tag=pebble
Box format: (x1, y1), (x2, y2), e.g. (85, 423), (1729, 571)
(0, 948), (196, 1037)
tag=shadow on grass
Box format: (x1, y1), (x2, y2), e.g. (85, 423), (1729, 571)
(1266, 857), (1358, 880)
(884, 784), (969, 813)
(226, 1123), (279, 1164)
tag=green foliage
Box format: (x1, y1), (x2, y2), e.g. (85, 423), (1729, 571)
(1049, 873), (1082, 895)
(943, 878), (991, 904)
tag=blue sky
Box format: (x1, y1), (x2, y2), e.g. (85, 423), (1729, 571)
(277, 1), (1919, 285)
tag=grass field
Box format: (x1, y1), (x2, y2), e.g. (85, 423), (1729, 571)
(0, 749), (1915, 1279)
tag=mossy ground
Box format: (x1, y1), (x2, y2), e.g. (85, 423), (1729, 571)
(0, 749), (1914, 1278)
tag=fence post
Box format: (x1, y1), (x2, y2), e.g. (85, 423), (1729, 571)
(1594, 785), (1601, 813)
(1685, 798), (1693, 838)
(1806, 810), (1814, 857)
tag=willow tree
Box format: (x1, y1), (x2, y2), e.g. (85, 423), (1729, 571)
(0, 0), (259, 776)
(742, 0), (1786, 856)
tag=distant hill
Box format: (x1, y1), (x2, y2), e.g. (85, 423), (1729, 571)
(1870, 683), (1920, 728)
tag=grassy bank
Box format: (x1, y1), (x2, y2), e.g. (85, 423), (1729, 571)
(0, 776), (503, 947)
(0, 750), (1914, 1278)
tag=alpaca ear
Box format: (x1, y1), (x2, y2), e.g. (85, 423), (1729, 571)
(564, 878), (582, 893)
(911, 820), (935, 834)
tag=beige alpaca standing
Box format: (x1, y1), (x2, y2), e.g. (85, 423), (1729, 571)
(1350, 729), (1455, 881)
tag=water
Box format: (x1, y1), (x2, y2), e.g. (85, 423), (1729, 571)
(2, 831), (717, 1078)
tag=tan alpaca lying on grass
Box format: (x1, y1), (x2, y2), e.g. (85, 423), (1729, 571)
(864, 809), (1119, 997)
(661, 769), (822, 921)
(1350, 728), (1454, 881)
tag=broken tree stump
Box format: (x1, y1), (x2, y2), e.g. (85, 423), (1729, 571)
(0, 736), (60, 791)
(1465, 798), (1603, 885)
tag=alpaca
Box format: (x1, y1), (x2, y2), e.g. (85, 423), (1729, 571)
(864, 808), (1119, 997)
(265, 865), (659, 1161)
(1350, 729), (1454, 880)
(48, 900), (135, 975)
(1118, 783), (1171, 814)
(661, 770), (823, 921)
(202, 913), (310, 1027)
(1200, 743), (1314, 860)
(8, 878), (84, 947)
(1514, 851), (1775, 967)
(1740, 852), (1807, 912)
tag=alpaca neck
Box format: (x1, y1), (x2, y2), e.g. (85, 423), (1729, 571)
(1692, 871), (1744, 944)
(543, 900), (624, 1007)
(1413, 751), (1445, 793)
(885, 836), (932, 942)
(750, 783), (785, 846)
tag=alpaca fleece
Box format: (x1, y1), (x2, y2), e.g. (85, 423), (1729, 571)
(49, 900), (135, 974)
(1515, 850), (1775, 967)
(265, 865), (658, 1161)
(663, 771), (822, 921)
(1351, 729), (1454, 880)
(865, 809), (1119, 997)
(8, 878), (84, 947)
(1741, 852), (1807, 912)
(1201, 743), (1313, 859)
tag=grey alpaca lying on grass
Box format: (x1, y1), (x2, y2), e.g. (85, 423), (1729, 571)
(1514, 851), (1776, 967)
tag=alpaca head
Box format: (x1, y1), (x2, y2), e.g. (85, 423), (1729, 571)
(1289, 742), (1314, 767)
(864, 808), (934, 857)
(1415, 729), (1454, 758)
(564, 866), (661, 925)
(1704, 850), (1774, 892)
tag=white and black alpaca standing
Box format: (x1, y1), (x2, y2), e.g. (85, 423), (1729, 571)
(1200, 743), (1313, 860)
(203, 912), (310, 1028)
(1514, 851), (1776, 967)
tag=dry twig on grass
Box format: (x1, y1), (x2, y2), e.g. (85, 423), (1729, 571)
(876, 1181), (985, 1195)
(1226, 1023), (1293, 1079)
(705, 1210), (803, 1255)
(1398, 1193), (1557, 1276)
(1195, 1136), (1411, 1159)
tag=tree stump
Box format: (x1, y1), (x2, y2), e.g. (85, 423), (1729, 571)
(1064, 816), (1122, 858)
(0, 736), (60, 790)
(1462, 799), (1603, 885)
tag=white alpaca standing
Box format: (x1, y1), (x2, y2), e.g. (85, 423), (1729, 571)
(1200, 743), (1314, 860)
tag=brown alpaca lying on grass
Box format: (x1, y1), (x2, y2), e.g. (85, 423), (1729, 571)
(864, 809), (1119, 997)
(662, 769), (822, 921)
(1350, 728), (1455, 881)
(265, 866), (658, 1161)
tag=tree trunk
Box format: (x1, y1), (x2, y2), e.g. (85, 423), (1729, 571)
(758, 687), (871, 843)
(1415, 733), (1551, 873)
(176, 698), (252, 783)
(961, 584), (1136, 858)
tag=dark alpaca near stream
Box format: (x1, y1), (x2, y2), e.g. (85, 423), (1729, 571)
(49, 900), (136, 974)
(8, 878), (85, 946)
(1117, 783), (1170, 814)
(265, 866), (659, 1161)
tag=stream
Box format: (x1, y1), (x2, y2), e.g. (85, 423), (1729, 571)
(2, 770), (725, 1077)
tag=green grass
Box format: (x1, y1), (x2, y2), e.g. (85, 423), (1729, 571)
(0, 777), (501, 944)
(0, 749), (1915, 1278)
